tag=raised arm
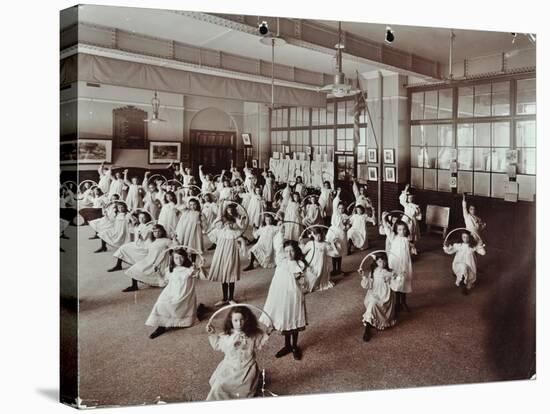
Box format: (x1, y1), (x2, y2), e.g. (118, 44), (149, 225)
(352, 179), (360, 199)
(98, 162), (105, 177)
(399, 184), (410, 208)
(123, 169), (131, 186)
(142, 171), (150, 190)
(333, 188), (341, 212)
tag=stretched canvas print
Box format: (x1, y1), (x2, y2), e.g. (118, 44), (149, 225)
(60, 4), (537, 409)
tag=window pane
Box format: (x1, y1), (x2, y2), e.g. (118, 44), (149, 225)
(517, 174), (536, 201)
(346, 140), (354, 151)
(438, 169), (451, 192)
(327, 103), (335, 125)
(425, 125), (438, 146)
(411, 168), (423, 188)
(474, 123), (491, 147)
(424, 90), (438, 119)
(289, 108), (297, 127)
(411, 92), (424, 120)
(359, 127), (366, 145)
(337, 101), (346, 124)
(491, 148), (508, 172)
(296, 107), (303, 126)
(290, 130), (296, 145)
(312, 129), (319, 145)
(518, 148), (536, 174)
(491, 173), (507, 198)
(457, 123), (473, 146)
(319, 108), (326, 125)
(474, 172), (490, 197)
(346, 101), (355, 124)
(438, 88), (453, 119)
(319, 129), (327, 145)
(311, 109), (319, 126)
(458, 171), (473, 194)
(425, 147), (437, 169)
(474, 84), (491, 117)
(337, 140), (346, 151)
(438, 124), (454, 146)
(492, 122), (510, 147)
(458, 148), (473, 170)
(424, 169), (436, 190)
(438, 147), (453, 169)
(516, 120), (536, 147)
(458, 86), (474, 118)
(411, 147), (423, 168)
(282, 108), (288, 127)
(492, 81), (510, 116)
(337, 128), (346, 140)
(474, 148), (491, 171)
(327, 129), (334, 145)
(517, 78), (536, 115)
(411, 125), (422, 145)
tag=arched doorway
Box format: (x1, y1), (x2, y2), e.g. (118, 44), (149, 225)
(189, 108), (237, 175)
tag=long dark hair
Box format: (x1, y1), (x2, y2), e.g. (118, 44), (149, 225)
(223, 306), (261, 337)
(370, 252), (390, 274)
(393, 220), (410, 237)
(283, 239), (308, 269)
(460, 230), (477, 248)
(168, 247), (193, 272)
(151, 224), (168, 240)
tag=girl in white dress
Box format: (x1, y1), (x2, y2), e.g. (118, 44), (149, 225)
(218, 179), (233, 203)
(97, 161), (112, 195)
(146, 248), (205, 338)
(327, 189), (350, 275)
(95, 202), (131, 253)
(283, 192), (303, 241)
(379, 212), (399, 252)
(318, 181), (334, 224)
(443, 231), (487, 294)
(108, 171), (125, 198)
(157, 191), (179, 239)
(207, 203), (247, 306)
(108, 211), (153, 271)
(302, 228), (339, 293)
(243, 162), (256, 194)
(198, 165), (216, 194)
(260, 236), (308, 360)
(244, 187), (265, 241)
(381, 214), (413, 312)
(243, 214), (280, 271)
(358, 252), (397, 342)
(88, 194), (119, 239)
(302, 196), (322, 227)
(261, 168), (275, 209)
(141, 172), (160, 220)
(275, 183), (291, 213)
(175, 198), (204, 258)
(399, 184), (422, 254)
(347, 205), (376, 254)
(462, 193), (486, 239)
(201, 193), (218, 237)
(123, 169), (143, 212)
(352, 179), (374, 211)
(79, 187), (108, 225)
(122, 224), (174, 292)
(294, 176), (307, 199)
(206, 306), (272, 400)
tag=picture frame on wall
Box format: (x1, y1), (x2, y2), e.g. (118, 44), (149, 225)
(384, 166), (396, 182)
(367, 166), (378, 181)
(60, 139), (113, 165)
(383, 149), (395, 164)
(367, 148), (377, 163)
(506, 149), (519, 165)
(148, 141), (181, 164)
(252, 159), (258, 168)
(241, 133), (252, 147)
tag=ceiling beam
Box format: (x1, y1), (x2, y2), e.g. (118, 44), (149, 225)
(174, 11), (442, 80)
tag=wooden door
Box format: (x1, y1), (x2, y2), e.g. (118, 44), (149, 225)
(190, 130), (236, 176)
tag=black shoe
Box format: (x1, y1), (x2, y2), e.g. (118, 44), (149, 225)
(89, 235), (99, 240)
(461, 284), (469, 295)
(94, 247), (107, 253)
(197, 303), (207, 321)
(207, 244), (217, 251)
(122, 285), (138, 292)
(330, 269), (340, 276)
(107, 265), (123, 272)
(275, 347), (292, 358)
(401, 303), (410, 312)
(60, 234), (70, 239)
(291, 346), (302, 360)
(149, 327), (167, 339)
(243, 264), (254, 272)
(363, 326), (371, 342)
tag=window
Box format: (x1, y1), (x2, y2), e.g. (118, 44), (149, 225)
(410, 76), (536, 200)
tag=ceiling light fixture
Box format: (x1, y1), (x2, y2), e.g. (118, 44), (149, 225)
(144, 91), (166, 123)
(258, 21), (269, 36)
(385, 26), (395, 44)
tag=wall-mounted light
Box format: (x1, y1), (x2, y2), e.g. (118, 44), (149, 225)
(258, 21), (269, 36)
(385, 26), (395, 44)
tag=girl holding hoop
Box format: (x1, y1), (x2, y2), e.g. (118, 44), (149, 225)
(141, 171), (161, 220)
(283, 192), (303, 241)
(97, 161), (112, 195)
(243, 213), (280, 271)
(146, 247), (206, 339)
(206, 306), (273, 400)
(358, 252), (397, 342)
(302, 195), (322, 227)
(347, 204), (376, 255)
(399, 184), (422, 254)
(462, 193), (486, 239)
(302, 227), (339, 293)
(244, 186), (266, 241)
(318, 181), (334, 224)
(174, 197), (205, 260)
(157, 191), (179, 239)
(261, 167), (275, 210)
(381, 212), (413, 312)
(260, 232), (308, 360)
(94, 201), (131, 253)
(198, 165), (216, 194)
(207, 202), (247, 306)
(123, 169), (143, 212)
(443, 229), (487, 295)
(352, 178), (374, 211)
(327, 188), (350, 275)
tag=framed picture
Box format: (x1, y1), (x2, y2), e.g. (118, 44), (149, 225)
(368, 148), (377, 163)
(241, 133), (252, 146)
(148, 141), (181, 164)
(506, 149), (519, 165)
(384, 166), (396, 182)
(252, 159), (258, 168)
(383, 149), (395, 164)
(450, 176), (458, 188)
(367, 166), (378, 181)
(60, 139), (113, 165)
(283, 145), (290, 154)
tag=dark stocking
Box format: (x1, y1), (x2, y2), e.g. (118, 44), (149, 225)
(221, 283), (229, 301)
(228, 283), (235, 301)
(290, 331), (302, 360)
(108, 258), (123, 272)
(244, 254), (256, 271)
(275, 334), (292, 358)
(94, 239), (107, 253)
(190, 253), (197, 263)
(363, 323), (371, 342)
(122, 278), (138, 292)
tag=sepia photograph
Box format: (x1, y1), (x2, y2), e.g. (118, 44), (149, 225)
(58, 2), (538, 411)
